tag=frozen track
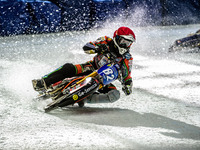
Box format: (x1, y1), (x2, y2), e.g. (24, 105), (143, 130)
(0, 24), (200, 150)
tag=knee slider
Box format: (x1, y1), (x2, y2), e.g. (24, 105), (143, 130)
(63, 63), (74, 70)
(62, 63), (76, 77)
(107, 90), (120, 103)
(86, 90), (120, 104)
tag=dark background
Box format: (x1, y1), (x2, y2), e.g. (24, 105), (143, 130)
(0, 0), (200, 36)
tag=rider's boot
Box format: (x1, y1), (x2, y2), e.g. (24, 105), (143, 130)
(32, 78), (47, 92)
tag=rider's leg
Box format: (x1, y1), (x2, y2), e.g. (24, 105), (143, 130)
(32, 63), (76, 91)
(43, 63), (76, 87)
(86, 84), (120, 104)
(32, 61), (94, 91)
(86, 90), (120, 103)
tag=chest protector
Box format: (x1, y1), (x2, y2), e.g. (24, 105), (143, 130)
(94, 53), (111, 68)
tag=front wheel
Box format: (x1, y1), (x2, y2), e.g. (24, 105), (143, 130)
(44, 104), (58, 113)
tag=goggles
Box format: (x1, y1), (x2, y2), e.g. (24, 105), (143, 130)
(118, 35), (135, 48)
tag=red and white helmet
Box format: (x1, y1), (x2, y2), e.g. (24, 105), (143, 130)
(113, 27), (136, 55)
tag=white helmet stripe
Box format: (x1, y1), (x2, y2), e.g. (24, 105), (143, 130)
(120, 35), (135, 42)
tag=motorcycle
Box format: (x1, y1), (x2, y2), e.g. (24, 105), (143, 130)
(169, 31), (200, 52)
(34, 63), (119, 112)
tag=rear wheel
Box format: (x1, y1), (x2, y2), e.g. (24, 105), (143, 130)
(78, 100), (85, 107)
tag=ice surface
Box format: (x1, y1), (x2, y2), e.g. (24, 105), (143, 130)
(0, 24), (200, 150)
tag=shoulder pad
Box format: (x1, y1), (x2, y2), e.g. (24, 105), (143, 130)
(106, 37), (112, 41)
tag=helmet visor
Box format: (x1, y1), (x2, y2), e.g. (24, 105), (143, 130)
(118, 35), (135, 48)
(119, 37), (133, 48)
(114, 35), (135, 55)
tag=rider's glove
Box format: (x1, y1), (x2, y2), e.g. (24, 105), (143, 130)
(83, 43), (97, 54)
(97, 44), (108, 53)
(122, 84), (132, 96)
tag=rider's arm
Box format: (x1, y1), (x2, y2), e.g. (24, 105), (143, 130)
(120, 53), (133, 95)
(83, 42), (98, 54)
(83, 36), (111, 54)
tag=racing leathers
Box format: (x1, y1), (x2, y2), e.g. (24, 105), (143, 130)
(41, 36), (133, 104)
(83, 36), (133, 96)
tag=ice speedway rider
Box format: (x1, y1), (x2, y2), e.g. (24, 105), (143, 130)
(169, 29), (200, 52)
(32, 26), (136, 107)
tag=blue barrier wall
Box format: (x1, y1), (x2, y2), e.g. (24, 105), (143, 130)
(0, 0), (61, 36)
(0, 0), (200, 36)
(92, 0), (127, 25)
(124, 0), (163, 26)
(160, 0), (200, 25)
(26, 1), (61, 34)
(125, 0), (200, 26)
(56, 0), (91, 31)
(0, 1), (29, 36)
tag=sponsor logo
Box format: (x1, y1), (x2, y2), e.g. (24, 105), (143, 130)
(77, 83), (98, 97)
(78, 91), (85, 97)
(73, 94), (78, 101)
(84, 83), (98, 93)
(68, 82), (85, 94)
